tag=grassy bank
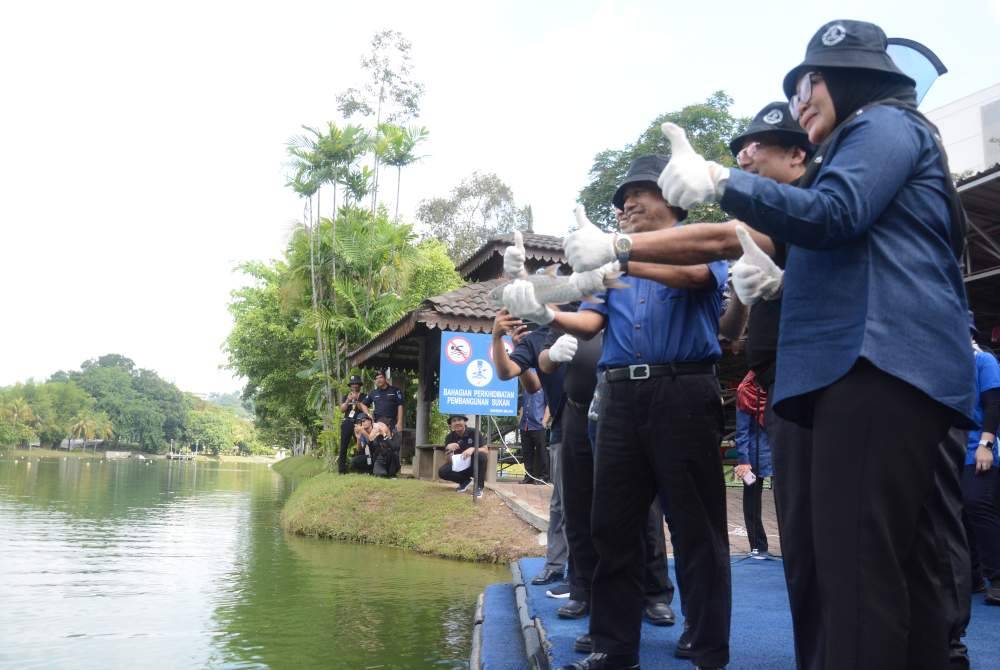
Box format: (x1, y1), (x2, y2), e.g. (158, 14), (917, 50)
(2, 447), (105, 459)
(280, 474), (543, 563)
(272, 454), (328, 478)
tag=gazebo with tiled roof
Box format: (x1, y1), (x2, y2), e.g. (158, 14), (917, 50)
(348, 232), (566, 448)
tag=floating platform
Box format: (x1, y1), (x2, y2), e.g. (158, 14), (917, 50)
(473, 555), (1000, 669)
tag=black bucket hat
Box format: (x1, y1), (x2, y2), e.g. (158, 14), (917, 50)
(612, 155), (669, 210)
(447, 414), (469, 424)
(349, 374), (363, 386)
(782, 20), (916, 98)
(728, 101), (814, 157)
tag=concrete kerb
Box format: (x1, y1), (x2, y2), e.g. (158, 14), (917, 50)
(487, 483), (549, 532)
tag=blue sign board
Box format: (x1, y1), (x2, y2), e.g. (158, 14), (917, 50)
(438, 331), (518, 416)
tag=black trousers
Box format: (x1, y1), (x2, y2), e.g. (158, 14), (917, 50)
(742, 476), (768, 552)
(771, 361), (953, 670)
(438, 452), (487, 488)
(590, 373), (729, 667)
(962, 465), (1000, 583)
(562, 399), (675, 605)
(520, 428), (548, 480)
(337, 418), (355, 474)
(931, 429), (972, 669)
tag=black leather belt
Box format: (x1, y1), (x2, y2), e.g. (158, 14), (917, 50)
(603, 362), (715, 383)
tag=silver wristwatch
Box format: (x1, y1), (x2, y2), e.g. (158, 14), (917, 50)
(613, 233), (633, 274)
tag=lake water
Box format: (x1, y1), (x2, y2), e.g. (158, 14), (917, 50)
(0, 454), (506, 669)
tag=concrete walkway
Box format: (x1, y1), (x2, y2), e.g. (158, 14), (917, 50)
(488, 477), (781, 556)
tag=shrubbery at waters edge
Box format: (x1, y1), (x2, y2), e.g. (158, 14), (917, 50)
(271, 454), (328, 478)
(278, 472), (543, 563)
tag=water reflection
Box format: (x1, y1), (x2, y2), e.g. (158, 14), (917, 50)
(0, 456), (505, 669)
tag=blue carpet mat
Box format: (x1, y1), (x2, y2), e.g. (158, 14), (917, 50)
(516, 555), (1000, 669)
(481, 582), (527, 670)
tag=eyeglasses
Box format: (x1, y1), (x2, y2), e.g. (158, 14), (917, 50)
(789, 72), (822, 121)
(736, 142), (760, 168)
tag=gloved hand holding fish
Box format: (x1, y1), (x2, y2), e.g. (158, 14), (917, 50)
(563, 205), (617, 272)
(503, 230), (527, 277)
(490, 263), (628, 324)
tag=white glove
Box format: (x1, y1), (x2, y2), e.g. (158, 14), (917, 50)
(548, 334), (578, 364)
(502, 279), (554, 325)
(657, 123), (730, 210)
(503, 230), (527, 277)
(731, 226), (783, 306)
(563, 205), (616, 272)
(569, 261), (620, 297)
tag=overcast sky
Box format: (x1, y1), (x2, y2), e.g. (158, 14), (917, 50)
(2, 0), (998, 394)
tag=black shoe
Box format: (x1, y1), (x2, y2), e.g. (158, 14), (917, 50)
(558, 599), (590, 619)
(674, 621), (693, 659)
(558, 653), (639, 670)
(546, 583), (571, 598)
(574, 634), (593, 653)
(520, 475), (533, 484)
(985, 585), (1000, 605)
(643, 601), (675, 626)
(531, 568), (563, 585)
(949, 638), (970, 669)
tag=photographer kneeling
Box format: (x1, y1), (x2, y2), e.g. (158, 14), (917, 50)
(369, 421), (401, 478)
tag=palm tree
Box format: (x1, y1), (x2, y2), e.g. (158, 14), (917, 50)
(94, 413), (114, 453)
(70, 413), (97, 452)
(379, 124), (429, 222)
(1, 398), (37, 449)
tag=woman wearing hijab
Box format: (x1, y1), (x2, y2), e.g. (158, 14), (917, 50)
(655, 19), (975, 670)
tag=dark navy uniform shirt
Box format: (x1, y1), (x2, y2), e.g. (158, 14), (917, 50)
(445, 427), (478, 452)
(364, 385), (404, 423)
(510, 328), (566, 444)
(580, 262), (728, 370)
(721, 105), (975, 425)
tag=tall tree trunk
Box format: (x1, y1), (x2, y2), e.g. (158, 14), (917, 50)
(395, 166), (402, 223)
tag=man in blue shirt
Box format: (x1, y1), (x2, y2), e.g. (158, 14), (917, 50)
(506, 155), (731, 670)
(962, 316), (1000, 606)
(519, 379), (548, 484)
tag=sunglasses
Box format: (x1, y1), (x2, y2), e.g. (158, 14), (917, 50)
(789, 72), (823, 121)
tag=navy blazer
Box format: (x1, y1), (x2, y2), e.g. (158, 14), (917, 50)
(721, 105), (975, 427)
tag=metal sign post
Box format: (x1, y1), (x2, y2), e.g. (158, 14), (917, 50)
(437, 331), (518, 504)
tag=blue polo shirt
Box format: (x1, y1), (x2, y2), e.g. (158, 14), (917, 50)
(968, 350), (1000, 466)
(580, 263), (728, 370)
(720, 105), (975, 426)
(520, 383), (547, 432)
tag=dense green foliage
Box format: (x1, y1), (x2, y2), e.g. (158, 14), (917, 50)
(0, 354), (265, 454)
(226, 208), (463, 453)
(579, 91), (750, 230)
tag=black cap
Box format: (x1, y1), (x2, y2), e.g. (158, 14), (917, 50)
(447, 414), (469, 424)
(783, 20), (915, 98)
(349, 375), (362, 386)
(612, 155), (669, 210)
(354, 412), (371, 423)
(728, 101), (814, 157)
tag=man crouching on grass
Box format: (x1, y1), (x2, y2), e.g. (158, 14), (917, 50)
(438, 414), (486, 498)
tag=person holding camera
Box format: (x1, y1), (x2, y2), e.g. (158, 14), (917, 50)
(368, 420), (401, 478)
(349, 414), (374, 474)
(338, 374), (367, 474)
